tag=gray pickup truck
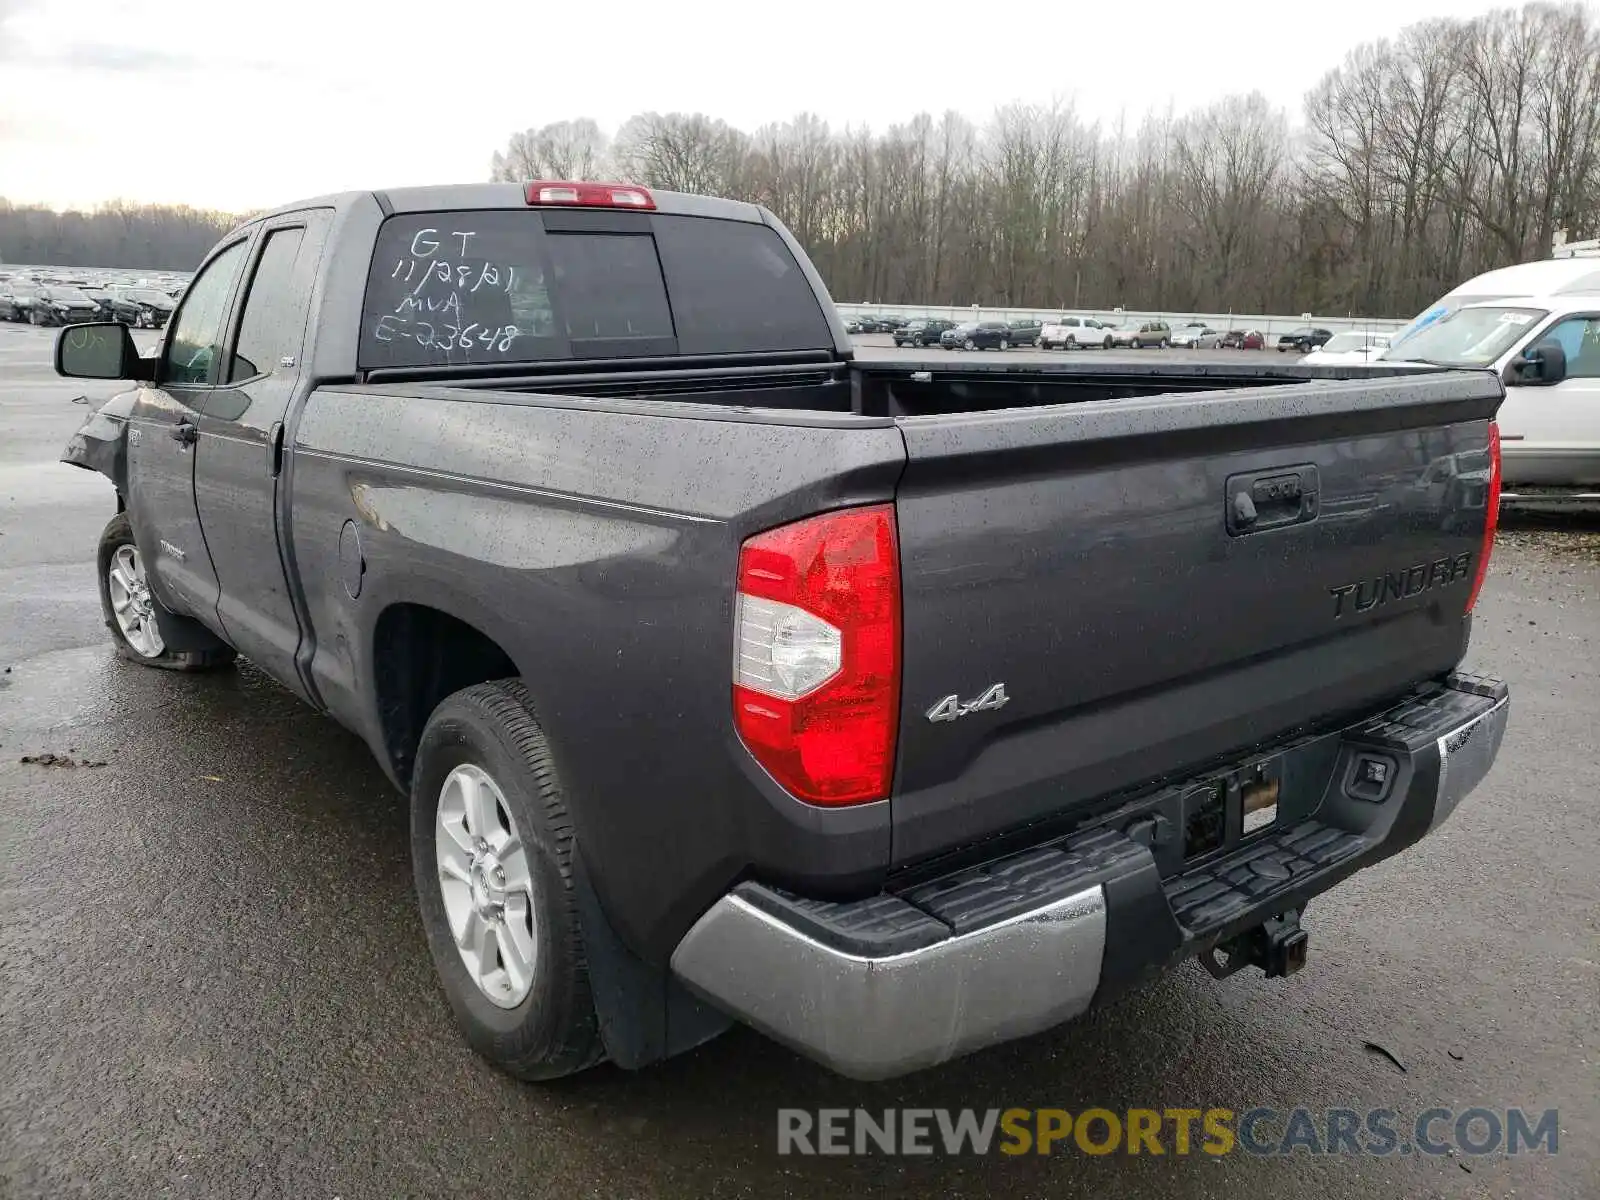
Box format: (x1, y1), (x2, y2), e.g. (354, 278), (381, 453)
(57, 180), (1511, 1082)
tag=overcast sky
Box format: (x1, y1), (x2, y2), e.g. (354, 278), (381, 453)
(1, 0), (1515, 213)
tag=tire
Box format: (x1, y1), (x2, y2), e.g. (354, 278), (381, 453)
(411, 679), (605, 1082)
(1160, 339), (1170, 349)
(1066, 336), (1077, 350)
(964, 338), (976, 350)
(97, 513), (236, 671)
(28, 308), (42, 326)
(1131, 337), (1142, 349)
(1103, 336), (1113, 349)
(999, 339), (1010, 351)
(912, 337), (924, 348)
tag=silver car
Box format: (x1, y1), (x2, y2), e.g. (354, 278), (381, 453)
(1171, 323), (1221, 349)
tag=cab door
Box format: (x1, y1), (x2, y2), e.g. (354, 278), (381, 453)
(1499, 312), (1600, 487)
(191, 211), (332, 701)
(123, 237), (252, 622)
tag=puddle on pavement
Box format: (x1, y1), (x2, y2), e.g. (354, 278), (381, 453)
(0, 644), (140, 736)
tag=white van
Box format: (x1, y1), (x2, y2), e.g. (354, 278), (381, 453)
(1387, 250), (1600, 356)
(1378, 293), (1600, 499)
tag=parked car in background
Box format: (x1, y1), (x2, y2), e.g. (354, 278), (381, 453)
(1220, 329), (1265, 349)
(1301, 331), (1390, 365)
(894, 318), (957, 347)
(1171, 323), (1221, 349)
(83, 288), (118, 321)
(939, 320), (1017, 349)
(1039, 315), (1113, 350)
(110, 287), (178, 329)
(1109, 319), (1171, 349)
(28, 286), (102, 326)
(1008, 318), (1044, 346)
(1277, 327), (1334, 353)
(0, 282), (37, 321)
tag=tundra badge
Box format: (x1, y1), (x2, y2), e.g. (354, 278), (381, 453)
(926, 683), (1010, 723)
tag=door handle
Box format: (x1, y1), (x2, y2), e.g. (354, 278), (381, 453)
(1225, 465), (1320, 536)
(171, 421), (198, 446)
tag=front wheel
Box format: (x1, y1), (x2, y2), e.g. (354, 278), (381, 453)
(97, 513), (235, 671)
(1066, 336), (1077, 350)
(998, 338), (1010, 351)
(964, 338), (976, 350)
(1131, 337), (1142, 349)
(411, 680), (605, 1081)
(1103, 336), (1113, 349)
(1160, 339), (1170, 349)
(912, 337), (924, 348)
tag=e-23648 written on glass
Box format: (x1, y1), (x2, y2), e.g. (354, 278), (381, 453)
(372, 226), (521, 353)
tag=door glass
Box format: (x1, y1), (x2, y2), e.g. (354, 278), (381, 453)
(229, 228), (307, 382)
(163, 240), (249, 386)
(1538, 317), (1600, 378)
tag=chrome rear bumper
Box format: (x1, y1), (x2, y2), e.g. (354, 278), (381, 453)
(672, 674), (1509, 1080)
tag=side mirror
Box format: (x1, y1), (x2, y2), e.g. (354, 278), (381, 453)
(1505, 338), (1567, 387)
(54, 322), (150, 382)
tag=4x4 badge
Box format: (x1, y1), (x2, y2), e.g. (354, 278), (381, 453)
(926, 683), (1010, 723)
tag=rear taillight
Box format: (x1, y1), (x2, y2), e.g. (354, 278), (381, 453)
(733, 505), (901, 806)
(1465, 421), (1502, 612)
(524, 180), (656, 209)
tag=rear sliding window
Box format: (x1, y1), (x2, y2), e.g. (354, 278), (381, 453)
(358, 209), (832, 370)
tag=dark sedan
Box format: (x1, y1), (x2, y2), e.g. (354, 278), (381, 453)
(27, 286), (102, 327)
(939, 320), (1018, 350)
(1277, 326), (1334, 353)
(110, 287), (177, 328)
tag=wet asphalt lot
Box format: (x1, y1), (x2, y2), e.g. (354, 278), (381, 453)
(1, 324), (1596, 1199)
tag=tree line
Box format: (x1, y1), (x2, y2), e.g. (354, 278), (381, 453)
(489, 0), (1599, 318)
(0, 199), (237, 273)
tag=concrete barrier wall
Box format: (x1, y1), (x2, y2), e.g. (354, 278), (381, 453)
(835, 303), (1410, 339)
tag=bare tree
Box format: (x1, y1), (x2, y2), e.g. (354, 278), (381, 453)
(489, 119), (611, 182)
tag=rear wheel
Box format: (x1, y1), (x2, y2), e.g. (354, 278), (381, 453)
(964, 337), (976, 350)
(1131, 337), (1142, 349)
(1066, 336), (1077, 350)
(1103, 335), (1113, 349)
(912, 336), (924, 348)
(411, 680), (605, 1081)
(97, 513), (235, 671)
(999, 338), (1010, 351)
(1160, 338), (1170, 349)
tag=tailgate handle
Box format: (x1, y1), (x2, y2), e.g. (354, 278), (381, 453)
(1226, 466), (1319, 536)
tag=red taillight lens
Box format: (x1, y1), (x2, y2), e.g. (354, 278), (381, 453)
(732, 505), (901, 806)
(524, 180), (656, 209)
(1465, 421), (1502, 613)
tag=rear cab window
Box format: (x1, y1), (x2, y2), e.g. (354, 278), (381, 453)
(358, 208), (833, 371)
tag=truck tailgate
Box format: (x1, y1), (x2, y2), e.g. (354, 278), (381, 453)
(890, 371), (1502, 865)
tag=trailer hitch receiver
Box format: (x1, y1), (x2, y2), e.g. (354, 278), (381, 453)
(1202, 909), (1308, 980)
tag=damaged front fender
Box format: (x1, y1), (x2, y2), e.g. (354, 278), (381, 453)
(61, 387), (139, 495)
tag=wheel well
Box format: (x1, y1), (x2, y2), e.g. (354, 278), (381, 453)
(372, 604), (518, 787)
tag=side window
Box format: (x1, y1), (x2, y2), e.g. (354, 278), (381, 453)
(163, 240), (249, 386)
(1539, 316), (1600, 378)
(229, 227), (307, 382)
